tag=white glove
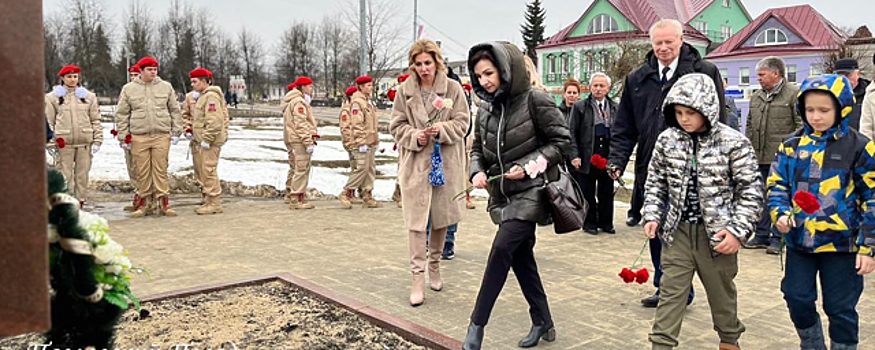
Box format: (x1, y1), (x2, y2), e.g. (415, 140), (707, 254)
(306, 145), (315, 154)
(200, 141), (210, 149)
(91, 143), (100, 154)
(120, 141), (131, 150)
(185, 132), (193, 140)
(171, 136), (180, 145)
(358, 145), (369, 153)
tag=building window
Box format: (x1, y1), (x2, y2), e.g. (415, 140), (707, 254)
(722, 0), (730, 7)
(694, 21), (708, 33)
(720, 68), (729, 84)
(755, 28), (788, 46)
(587, 14), (618, 34)
(740, 67), (750, 85)
(721, 25), (732, 40)
(787, 64), (797, 83)
(561, 54), (571, 75)
(810, 63), (823, 77)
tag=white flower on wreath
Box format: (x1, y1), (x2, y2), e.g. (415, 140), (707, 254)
(93, 240), (123, 265)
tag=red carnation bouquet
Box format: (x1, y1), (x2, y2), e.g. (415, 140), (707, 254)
(56, 138), (66, 149)
(124, 134), (132, 144)
(110, 129), (118, 137)
(793, 190), (820, 214)
(591, 154), (608, 170)
(619, 239), (650, 284)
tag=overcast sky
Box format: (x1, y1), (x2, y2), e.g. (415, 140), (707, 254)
(43, 0), (870, 63)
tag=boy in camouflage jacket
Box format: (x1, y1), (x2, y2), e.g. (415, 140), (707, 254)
(643, 73), (763, 350)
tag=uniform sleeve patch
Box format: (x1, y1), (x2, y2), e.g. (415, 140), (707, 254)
(208, 102), (217, 112)
(341, 115), (349, 122)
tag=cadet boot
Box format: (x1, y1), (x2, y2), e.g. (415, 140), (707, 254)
(362, 190), (382, 208)
(289, 193), (315, 210)
(123, 193), (141, 212)
(195, 196), (223, 215)
(410, 273), (425, 306)
(350, 190), (363, 204)
(130, 197), (149, 218)
(338, 189), (353, 209)
(158, 196), (177, 217)
(466, 192), (476, 209)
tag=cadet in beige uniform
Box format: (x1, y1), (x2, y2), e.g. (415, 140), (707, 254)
(45, 65), (103, 206)
(188, 68), (229, 215)
(121, 65), (141, 211)
(338, 85), (364, 207)
(116, 57), (183, 217)
(282, 76), (318, 209)
(342, 75), (381, 208)
(182, 82), (203, 194)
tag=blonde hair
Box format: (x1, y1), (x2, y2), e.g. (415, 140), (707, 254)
(523, 55), (546, 90)
(649, 19), (684, 39)
(408, 39), (447, 78)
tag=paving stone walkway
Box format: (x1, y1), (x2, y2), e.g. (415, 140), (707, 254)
(97, 195), (875, 350)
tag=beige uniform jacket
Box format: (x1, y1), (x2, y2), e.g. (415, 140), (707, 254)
(45, 86), (103, 146)
(192, 86), (229, 146)
(339, 100), (354, 149)
(115, 77), (183, 141)
(282, 89), (317, 146)
(350, 91), (379, 148)
(860, 84), (875, 140)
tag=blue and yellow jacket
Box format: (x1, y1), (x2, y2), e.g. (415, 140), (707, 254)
(767, 74), (875, 256)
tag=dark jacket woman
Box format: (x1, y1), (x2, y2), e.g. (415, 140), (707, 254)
(469, 46), (573, 226)
(463, 41), (572, 350)
(558, 103), (579, 161)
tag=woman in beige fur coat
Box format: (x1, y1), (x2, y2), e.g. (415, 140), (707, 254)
(389, 39), (470, 307)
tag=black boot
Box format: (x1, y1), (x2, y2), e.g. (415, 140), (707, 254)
(463, 322), (485, 350)
(518, 322), (556, 348)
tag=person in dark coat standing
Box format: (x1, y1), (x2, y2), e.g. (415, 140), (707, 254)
(834, 58), (870, 131)
(462, 41), (572, 350)
(608, 19), (726, 308)
(570, 72), (618, 234)
(558, 78), (582, 170)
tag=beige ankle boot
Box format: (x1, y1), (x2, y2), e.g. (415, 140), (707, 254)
(428, 260), (443, 291)
(130, 197), (148, 218)
(158, 196), (177, 217)
(410, 273), (425, 306)
(338, 189), (353, 209)
(362, 190), (382, 208)
(123, 193), (140, 212)
(195, 196), (223, 215)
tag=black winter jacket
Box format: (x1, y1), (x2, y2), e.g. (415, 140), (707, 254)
(609, 43), (726, 174)
(569, 95), (618, 174)
(558, 102), (579, 162)
(468, 41), (573, 225)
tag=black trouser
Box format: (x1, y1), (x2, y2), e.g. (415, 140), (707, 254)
(471, 220), (552, 326)
(754, 165), (780, 244)
(582, 170), (615, 229)
(628, 164), (647, 221)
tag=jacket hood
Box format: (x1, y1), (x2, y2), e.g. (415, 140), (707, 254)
(644, 42), (702, 71)
(467, 41), (529, 103)
(133, 76), (163, 86)
(204, 85), (223, 96)
(283, 89), (302, 103)
(797, 74), (854, 136)
(662, 73), (719, 132)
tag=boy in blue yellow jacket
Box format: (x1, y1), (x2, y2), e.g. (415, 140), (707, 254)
(768, 74), (875, 350)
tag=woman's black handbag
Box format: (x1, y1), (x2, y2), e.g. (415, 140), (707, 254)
(544, 165), (588, 234)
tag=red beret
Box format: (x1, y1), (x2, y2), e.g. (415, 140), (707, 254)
(295, 76), (313, 86)
(355, 75), (373, 85)
(128, 65), (140, 73)
(287, 82), (296, 91)
(58, 65), (81, 77)
(387, 89), (396, 102)
(137, 56), (159, 68)
(462, 83), (473, 91)
(189, 67), (213, 79)
(345, 86), (358, 97)
(398, 73), (410, 83)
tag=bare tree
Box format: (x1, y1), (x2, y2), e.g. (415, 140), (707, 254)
(821, 27), (864, 74)
(341, 0), (407, 95)
(603, 38), (650, 97)
(66, 0), (112, 89)
(44, 13), (69, 89)
(214, 31), (241, 90)
(238, 27), (266, 100)
(123, 0), (153, 62)
(193, 7), (219, 69)
(275, 22), (317, 85)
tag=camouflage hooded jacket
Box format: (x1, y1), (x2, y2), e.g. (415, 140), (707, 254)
(767, 74), (875, 256)
(643, 73), (763, 244)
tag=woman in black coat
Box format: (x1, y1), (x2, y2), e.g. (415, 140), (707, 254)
(463, 41), (573, 350)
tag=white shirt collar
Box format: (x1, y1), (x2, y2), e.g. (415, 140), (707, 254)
(658, 57), (680, 80)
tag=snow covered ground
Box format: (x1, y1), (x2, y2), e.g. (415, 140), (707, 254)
(91, 123), (406, 200)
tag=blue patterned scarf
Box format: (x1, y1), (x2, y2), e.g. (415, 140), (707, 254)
(429, 140), (446, 187)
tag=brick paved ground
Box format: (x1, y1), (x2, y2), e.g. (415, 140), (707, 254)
(96, 195), (875, 350)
